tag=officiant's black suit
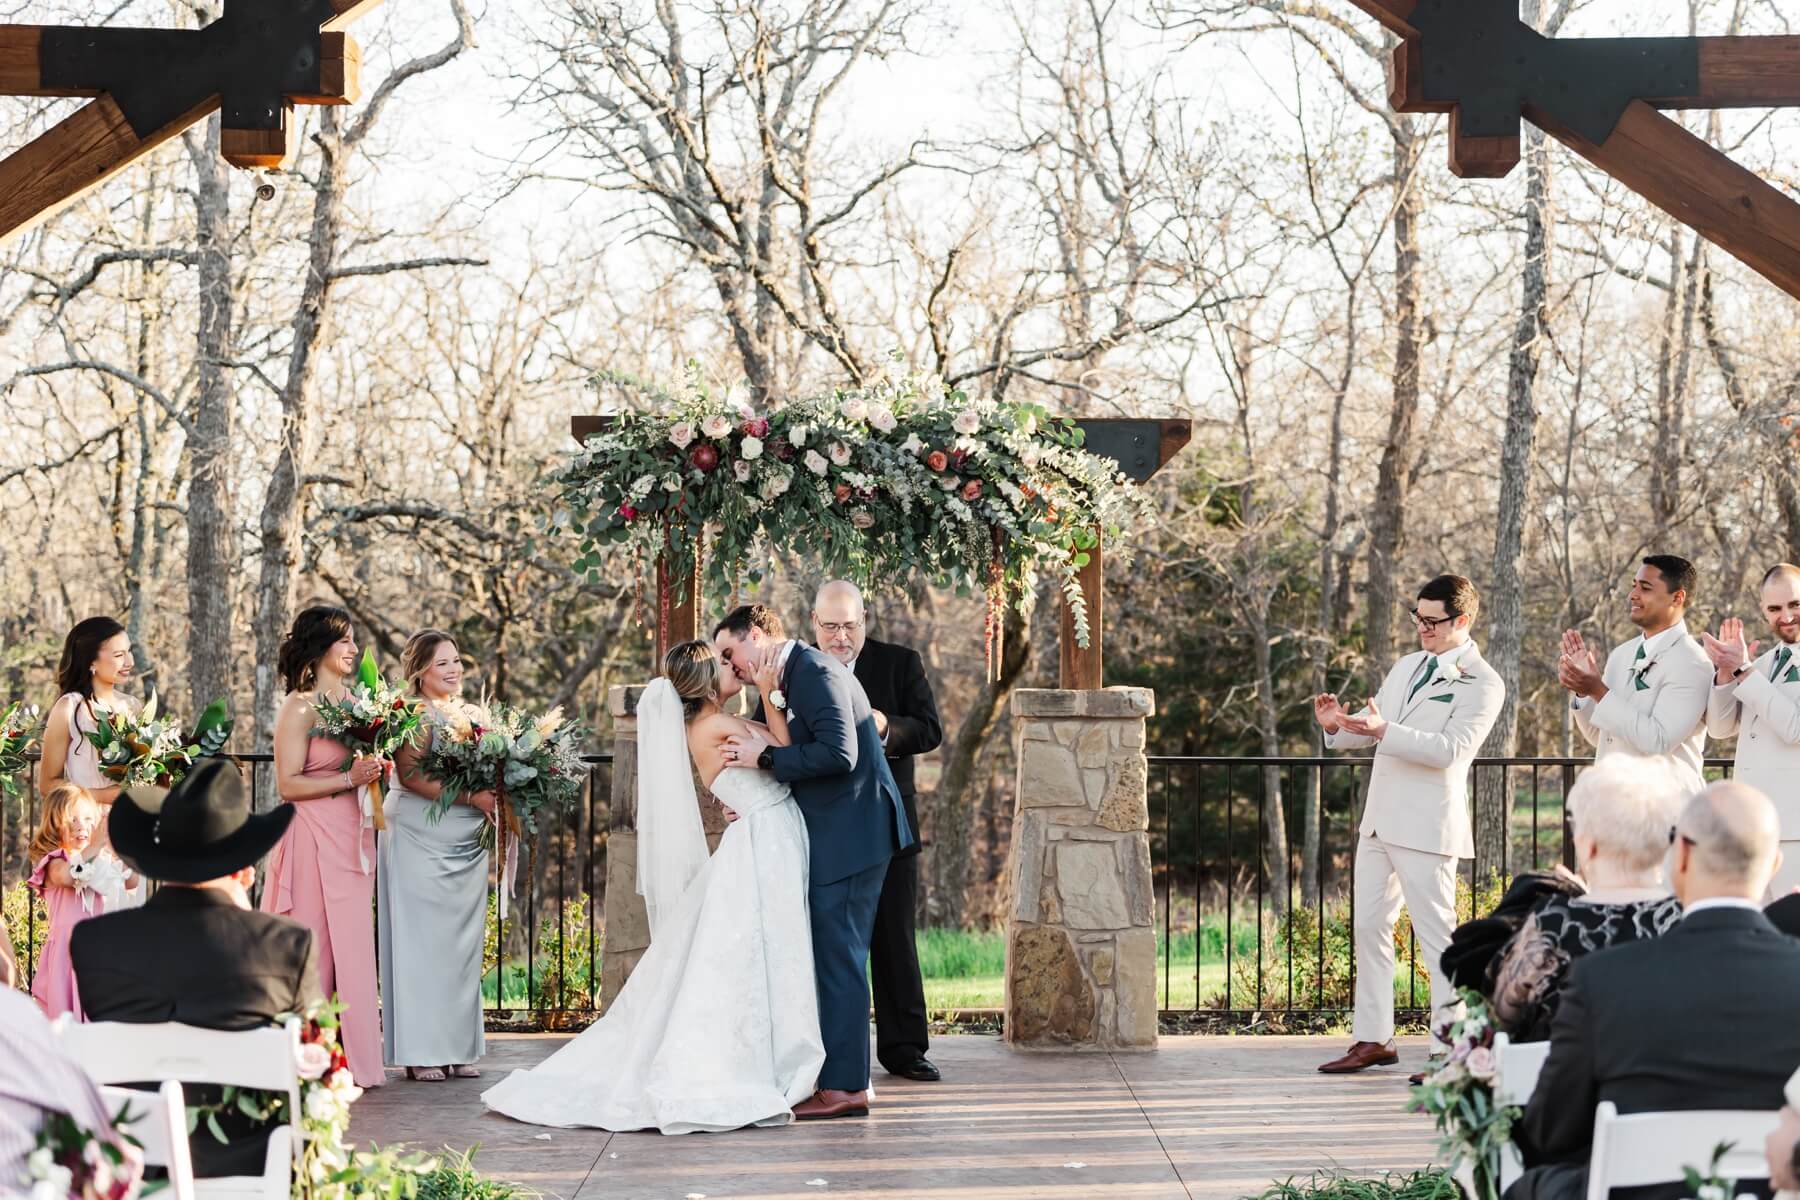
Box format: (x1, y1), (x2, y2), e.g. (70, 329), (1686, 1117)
(72, 888), (322, 1178)
(848, 636), (942, 1074)
(1508, 905), (1800, 1200)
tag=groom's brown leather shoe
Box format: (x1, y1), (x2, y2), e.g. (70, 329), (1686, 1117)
(1317, 1040), (1399, 1074)
(793, 1089), (869, 1120)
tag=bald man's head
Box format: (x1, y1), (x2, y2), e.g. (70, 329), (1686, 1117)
(1671, 781), (1782, 904)
(812, 579), (867, 665)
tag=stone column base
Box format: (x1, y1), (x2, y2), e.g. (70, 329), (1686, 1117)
(1004, 687), (1157, 1051)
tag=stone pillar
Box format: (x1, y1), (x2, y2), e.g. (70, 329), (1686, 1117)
(597, 683), (728, 1012)
(1004, 687), (1156, 1051)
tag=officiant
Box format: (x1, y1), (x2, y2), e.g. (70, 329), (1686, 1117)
(812, 580), (943, 1083)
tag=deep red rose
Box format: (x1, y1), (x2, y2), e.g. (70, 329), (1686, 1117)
(689, 443), (720, 472)
(619, 503), (639, 522)
(926, 450), (948, 472)
(741, 417), (770, 438)
(949, 448), (969, 469)
(962, 479), (983, 501)
(769, 436), (794, 461)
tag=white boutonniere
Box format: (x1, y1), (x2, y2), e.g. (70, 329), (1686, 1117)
(1435, 662), (1471, 686)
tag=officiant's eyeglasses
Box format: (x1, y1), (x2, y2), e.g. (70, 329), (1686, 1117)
(1408, 608), (1454, 633)
(1668, 826), (1697, 848)
(817, 621), (863, 635)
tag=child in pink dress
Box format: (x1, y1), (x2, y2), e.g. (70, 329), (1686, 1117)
(28, 783), (140, 1018)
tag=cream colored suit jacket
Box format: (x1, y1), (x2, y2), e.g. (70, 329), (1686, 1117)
(1573, 624), (1711, 793)
(1706, 643), (1800, 836)
(1327, 642), (1505, 859)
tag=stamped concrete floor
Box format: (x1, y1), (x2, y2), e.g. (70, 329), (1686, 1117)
(350, 1034), (1442, 1200)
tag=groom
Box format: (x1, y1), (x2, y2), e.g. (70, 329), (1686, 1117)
(715, 604), (913, 1120)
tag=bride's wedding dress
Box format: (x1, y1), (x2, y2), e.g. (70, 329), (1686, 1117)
(481, 758), (823, 1133)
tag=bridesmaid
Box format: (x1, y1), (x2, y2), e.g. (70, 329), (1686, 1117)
(38, 617), (138, 848)
(379, 630), (496, 1083)
(265, 605), (387, 1088)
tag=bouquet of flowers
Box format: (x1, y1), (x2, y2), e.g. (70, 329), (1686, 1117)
(67, 851), (137, 915)
(22, 1103), (144, 1200)
(0, 699), (41, 798)
(187, 1000), (434, 1199)
(421, 700), (587, 917)
(84, 691), (233, 789)
(309, 650), (426, 832)
(1409, 989), (1517, 1200)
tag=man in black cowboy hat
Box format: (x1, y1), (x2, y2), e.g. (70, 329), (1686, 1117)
(71, 757), (320, 1178)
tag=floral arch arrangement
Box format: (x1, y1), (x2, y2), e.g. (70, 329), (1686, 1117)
(554, 364), (1155, 660)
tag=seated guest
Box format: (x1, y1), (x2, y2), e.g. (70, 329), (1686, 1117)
(1509, 781), (1800, 1200)
(71, 758), (320, 1178)
(1442, 756), (1685, 1041)
(0, 984), (132, 1187)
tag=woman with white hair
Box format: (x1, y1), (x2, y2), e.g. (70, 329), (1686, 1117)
(1441, 755), (1688, 1041)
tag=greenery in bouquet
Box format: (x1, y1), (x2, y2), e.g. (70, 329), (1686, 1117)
(309, 649), (426, 764)
(1408, 989), (1516, 1200)
(422, 700), (586, 838)
(187, 998), (435, 1199)
(84, 692), (233, 788)
(22, 1102), (144, 1200)
(553, 358), (1154, 649)
(1, 699), (42, 798)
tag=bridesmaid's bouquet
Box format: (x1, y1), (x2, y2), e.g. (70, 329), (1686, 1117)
(84, 691), (233, 788)
(308, 649), (426, 831)
(0, 699), (41, 797)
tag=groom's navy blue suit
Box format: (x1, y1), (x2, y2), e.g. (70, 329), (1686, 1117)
(765, 642), (913, 1091)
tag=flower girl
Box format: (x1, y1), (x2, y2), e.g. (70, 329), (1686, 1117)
(27, 783), (140, 1018)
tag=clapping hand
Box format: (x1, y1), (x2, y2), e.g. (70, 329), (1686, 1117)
(1701, 618), (1759, 684)
(1337, 698), (1388, 742)
(1557, 630), (1605, 698)
(1313, 693), (1346, 732)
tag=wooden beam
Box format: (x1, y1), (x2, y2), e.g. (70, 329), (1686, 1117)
(1447, 108), (1520, 179)
(1342, 0), (1419, 39)
(0, 93), (217, 242)
(323, 0), (387, 33)
(1058, 539), (1104, 690)
(293, 33), (361, 106)
(221, 106), (294, 170)
(1535, 99), (1800, 300)
(1660, 37), (1800, 109)
(653, 555), (700, 669)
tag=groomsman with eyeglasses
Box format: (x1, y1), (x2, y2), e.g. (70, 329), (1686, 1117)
(1315, 574), (1505, 1079)
(811, 579), (944, 1083)
(1703, 562), (1800, 898)
(1558, 555), (1712, 794)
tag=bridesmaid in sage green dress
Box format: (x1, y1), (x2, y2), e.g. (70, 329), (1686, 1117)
(379, 630), (497, 1082)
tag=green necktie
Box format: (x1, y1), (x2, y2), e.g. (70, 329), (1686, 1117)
(1633, 643), (1647, 665)
(1775, 647), (1794, 681)
(1407, 655), (1439, 702)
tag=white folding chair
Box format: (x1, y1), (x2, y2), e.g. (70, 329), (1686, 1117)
(99, 1081), (196, 1200)
(1493, 1033), (1551, 1190)
(1585, 1101), (1779, 1200)
(55, 1018), (302, 1200)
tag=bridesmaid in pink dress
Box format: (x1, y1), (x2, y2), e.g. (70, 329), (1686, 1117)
(264, 605), (388, 1087)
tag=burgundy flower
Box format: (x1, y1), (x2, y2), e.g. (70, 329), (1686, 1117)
(769, 436), (794, 461)
(741, 417), (770, 439)
(619, 504), (639, 522)
(949, 448), (969, 470)
(689, 443), (720, 472)
(926, 450), (948, 473)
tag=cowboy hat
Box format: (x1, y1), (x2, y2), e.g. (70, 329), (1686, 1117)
(109, 757), (293, 884)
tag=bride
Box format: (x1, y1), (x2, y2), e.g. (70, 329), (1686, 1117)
(481, 639), (823, 1134)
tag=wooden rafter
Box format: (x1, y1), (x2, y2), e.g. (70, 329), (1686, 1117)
(1352, 0), (1800, 299)
(0, 0), (381, 242)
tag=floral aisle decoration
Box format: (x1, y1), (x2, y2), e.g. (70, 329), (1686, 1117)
(310, 650), (426, 839)
(1408, 989), (1516, 1200)
(1, 699), (42, 797)
(554, 362), (1154, 675)
(187, 1000), (434, 1199)
(21, 1102), (144, 1200)
(420, 700), (587, 919)
(83, 693), (233, 789)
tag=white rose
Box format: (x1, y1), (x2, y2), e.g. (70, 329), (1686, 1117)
(953, 409), (980, 435)
(789, 424), (810, 447)
(851, 511), (875, 530)
(740, 436), (764, 461)
(26, 1147), (53, 1178)
(701, 414), (732, 439)
(306, 1086), (340, 1122)
(1465, 1046), (1495, 1081)
(734, 460), (751, 483)
(772, 472), (793, 496)
(804, 450), (829, 477)
(843, 398), (869, 422)
(829, 442), (852, 466)
(668, 422), (695, 449)
(295, 1041), (332, 1081)
(869, 405), (897, 433)
(900, 432), (925, 455)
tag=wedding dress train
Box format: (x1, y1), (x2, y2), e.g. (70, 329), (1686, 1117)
(481, 766), (823, 1133)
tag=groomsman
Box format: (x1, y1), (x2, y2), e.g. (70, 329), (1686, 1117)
(1559, 555), (1711, 793)
(1316, 574), (1504, 1078)
(1703, 562), (1800, 897)
(812, 580), (944, 1083)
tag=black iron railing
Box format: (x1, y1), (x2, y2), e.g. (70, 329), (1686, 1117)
(2, 753), (613, 1021)
(1146, 754), (1733, 1023)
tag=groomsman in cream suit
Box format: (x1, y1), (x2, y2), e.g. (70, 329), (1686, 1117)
(1315, 574), (1504, 1077)
(1703, 562), (1800, 897)
(1559, 555), (1712, 794)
